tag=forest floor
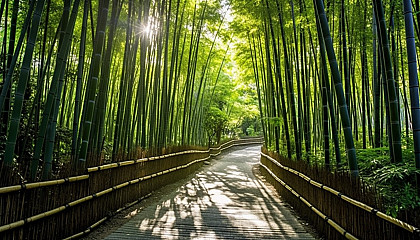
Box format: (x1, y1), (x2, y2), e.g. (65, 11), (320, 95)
(82, 145), (320, 239)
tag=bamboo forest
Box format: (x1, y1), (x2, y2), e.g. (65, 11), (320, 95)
(0, 0), (420, 239)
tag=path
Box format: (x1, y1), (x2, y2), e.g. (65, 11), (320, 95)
(104, 146), (315, 239)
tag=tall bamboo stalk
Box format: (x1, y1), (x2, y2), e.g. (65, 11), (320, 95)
(78, 0), (110, 168)
(373, 0), (402, 162)
(3, 0), (48, 167)
(314, 0), (358, 176)
(275, 0), (300, 160)
(402, 0), (420, 193)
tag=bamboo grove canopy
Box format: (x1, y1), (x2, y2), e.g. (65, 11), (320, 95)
(0, 0), (419, 194)
(0, 0), (257, 182)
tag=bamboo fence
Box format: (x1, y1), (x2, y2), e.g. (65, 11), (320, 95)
(0, 137), (263, 239)
(260, 147), (420, 240)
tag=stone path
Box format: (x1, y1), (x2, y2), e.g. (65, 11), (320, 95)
(104, 145), (315, 239)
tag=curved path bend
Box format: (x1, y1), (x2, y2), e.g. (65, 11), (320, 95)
(104, 145), (316, 239)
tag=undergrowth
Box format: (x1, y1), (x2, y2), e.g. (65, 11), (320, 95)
(357, 147), (420, 217)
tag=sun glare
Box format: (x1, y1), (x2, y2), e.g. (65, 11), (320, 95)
(138, 17), (158, 38)
(142, 24), (151, 35)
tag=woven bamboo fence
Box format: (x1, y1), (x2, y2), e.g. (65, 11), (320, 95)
(0, 138), (263, 239)
(260, 147), (420, 240)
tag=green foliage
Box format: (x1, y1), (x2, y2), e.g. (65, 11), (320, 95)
(56, 127), (72, 157)
(240, 116), (261, 136)
(51, 127), (73, 176)
(204, 106), (229, 144)
(265, 116), (282, 127)
(357, 148), (420, 217)
(356, 147), (389, 175)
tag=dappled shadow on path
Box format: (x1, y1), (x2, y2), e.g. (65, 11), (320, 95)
(106, 146), (314, 239)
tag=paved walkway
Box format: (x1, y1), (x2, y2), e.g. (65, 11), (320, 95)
(105, 146), (315, 239)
